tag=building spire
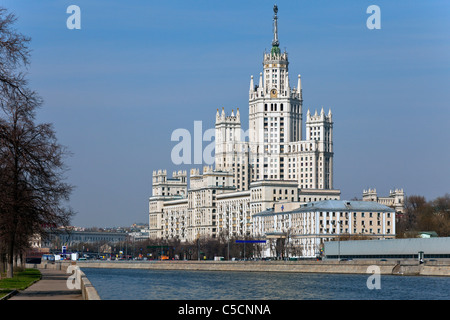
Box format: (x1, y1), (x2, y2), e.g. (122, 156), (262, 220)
(272, 4), (279, 47)
(270, 5), (281, 56)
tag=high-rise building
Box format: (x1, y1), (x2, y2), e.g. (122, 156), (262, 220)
(148, 6), (399, 257)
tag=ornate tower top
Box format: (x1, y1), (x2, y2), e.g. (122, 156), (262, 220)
(265, 4), (285, 61)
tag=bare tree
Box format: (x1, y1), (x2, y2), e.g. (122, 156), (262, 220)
(397, 194), (450, 238)
(432, 194), (450, 237)
(0, 7), (74, 278)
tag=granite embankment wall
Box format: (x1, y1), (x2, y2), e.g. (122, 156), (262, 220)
(70, 260), (450, 276)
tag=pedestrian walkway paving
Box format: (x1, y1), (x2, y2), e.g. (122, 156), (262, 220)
(9, 267), (83, 300)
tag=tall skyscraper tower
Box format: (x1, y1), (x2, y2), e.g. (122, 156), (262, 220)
(249, 5), (303, 181)
(246, 5), (333, 189)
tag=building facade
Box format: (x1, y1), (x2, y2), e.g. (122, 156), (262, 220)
(253, 200), (396, 258)
(148, 6), (400, 257)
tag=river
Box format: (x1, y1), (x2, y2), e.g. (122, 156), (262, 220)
(81, 267), (450, 300)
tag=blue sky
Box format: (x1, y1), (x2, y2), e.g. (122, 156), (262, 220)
(3, 1), (449, 227)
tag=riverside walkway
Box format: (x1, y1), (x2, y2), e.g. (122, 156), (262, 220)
(9, 268), (83, 300)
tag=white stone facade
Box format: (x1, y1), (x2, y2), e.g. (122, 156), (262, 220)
(149, 6), (343, 246)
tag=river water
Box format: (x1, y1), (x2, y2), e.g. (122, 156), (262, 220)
(81, 267), (450, 300)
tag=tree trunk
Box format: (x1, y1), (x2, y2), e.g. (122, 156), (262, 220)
(7, 242), (14, 278)
(20, 252), (25, 269)
(0, 253), (5, 279)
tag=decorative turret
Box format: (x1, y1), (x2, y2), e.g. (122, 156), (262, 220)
(216, 107), (227, 123)
(216, 107), (241, 125)
(285, 72), (290, 95)
(307, 108), (332, 122)
(306, 106), (333, 145)
(151, 169), (187, 198)
(190, 168), (200, 177)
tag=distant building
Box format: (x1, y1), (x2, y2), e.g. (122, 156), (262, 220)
(39, 230), (127, 249)
(324, 236), (450, 260)
(128, 229), (150, 241)
(362, 188), (405, 213)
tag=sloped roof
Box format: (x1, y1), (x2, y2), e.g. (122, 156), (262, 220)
(254, 200), (395, 217)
